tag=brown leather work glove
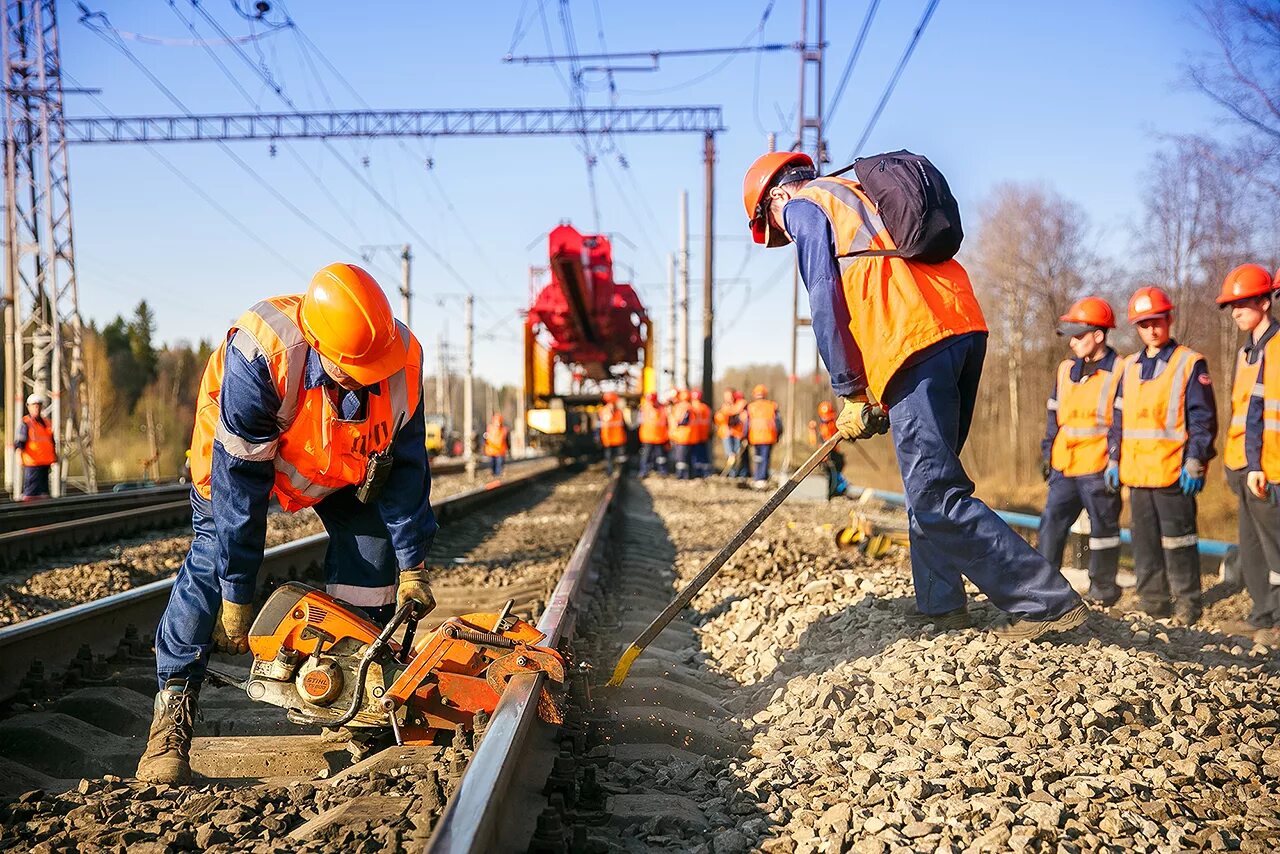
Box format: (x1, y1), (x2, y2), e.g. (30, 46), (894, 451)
(211, 599), (255, 655)
(397, 567), (436, 616)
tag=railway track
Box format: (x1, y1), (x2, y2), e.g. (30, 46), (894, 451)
(0, 455), (548, 576)
(6, 473), (1276, 851)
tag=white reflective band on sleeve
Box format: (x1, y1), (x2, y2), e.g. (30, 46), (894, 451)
(1113, 397), (1123, 411)
(214, 421), (278, 462)
(326, 583), (397, 607)
(1088, 536), (1121, 550)
(1046, 399), (1059, 411)
(1161, 534), (1199, 550)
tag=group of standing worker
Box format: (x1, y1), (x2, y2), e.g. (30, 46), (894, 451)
(1039, 264), (1280, 637)
(632, 384), (783, 488)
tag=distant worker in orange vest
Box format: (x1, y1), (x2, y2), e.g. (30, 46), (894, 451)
(1037, 297), (1124, 608)
(598, 391), (628, 476)
(137, 263), (436, 786)
(637, 392), (670, 477)
(742, 384), (782, 489)
(669, 389), (697, 480)
(483, 413), (509, 477)
(14, 393), (56, 500)
(1214, 265), (1280, 639)
(715, 389), (748, 479)
(744, 150), (1086, 638)
(689, 389), (713, 478)
(1106, 286), (1217, 626)
(816, 400), (849, 498)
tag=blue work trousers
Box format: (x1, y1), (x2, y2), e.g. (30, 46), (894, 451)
(750, 443), (773, 483)
(155, 486), (400, 690)
(639, 443), (667, 477)
(691, 441), (710, 478)
(21, 465), (50, 499)
(490, 455), (504, 477)
(722, 437), (743, 477)
(883, 333), (1081, 620)
(1037, 471), (1121, 602)
(602, 445), (625, 476)
(672, 444), (693, 479)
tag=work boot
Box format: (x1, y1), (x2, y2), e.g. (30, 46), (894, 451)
(136, 679), (197, 785)
(1217, 617), (1270, 638)
(1084, 592), (1120, 609)
(1170, 605), (1201, 628)
(992, 602), (1088, 641)
(912, 606), (974, 631)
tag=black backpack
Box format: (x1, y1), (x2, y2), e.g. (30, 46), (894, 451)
(831, 150), (963, 264)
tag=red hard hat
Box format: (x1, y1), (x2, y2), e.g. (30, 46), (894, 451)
(743, 151), (814, 247)
(602, 391), (618, 404)
(733, 390), (744, 401)
(817, 400), (835, 418)
(691, 389), (702, 401)
(646, 391), (658, 404)
(1216, 264), (1274, 306)
(752, 384), (768, 399)
(1127, 286), (1175, 324)
(1058, 297), (1115, 332)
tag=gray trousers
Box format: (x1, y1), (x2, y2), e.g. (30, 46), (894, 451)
(1225, 467), (1280, 626)
(1128, 485), (1200, 615)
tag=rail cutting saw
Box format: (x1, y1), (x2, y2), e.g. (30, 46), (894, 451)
(214, 582), (566, 745)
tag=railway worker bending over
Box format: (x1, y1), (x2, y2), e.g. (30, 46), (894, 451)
(136, 263), (438, 785)
(743, 149), (1085, 638)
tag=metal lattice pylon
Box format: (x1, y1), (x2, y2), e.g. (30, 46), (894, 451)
(3, 0), (94, 496)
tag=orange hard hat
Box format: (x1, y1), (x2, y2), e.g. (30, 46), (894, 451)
(1127, 286), (1175, 324)
(300, 263), (405, 386)
(492, 413), (504, 425)
(677, 389), (690, 402)
(743, 151), (815, 247)
(1216, 264), (1274, 306)
(818, 400), (835, 418)
(602, 391), (618, 404)
(752, 384), (768, 399)
(1057, 297), (1115, 335)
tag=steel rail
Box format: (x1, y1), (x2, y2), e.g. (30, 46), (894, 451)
(428, 470), (622, 854)
(0, 483), (189, 533)
(0, 460), (569, 700)
(0, 499), (194, 568)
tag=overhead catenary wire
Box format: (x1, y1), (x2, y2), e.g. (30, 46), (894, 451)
(77, 6), (372, 264)
(825, 0), (881, 125)
(847, 0), (942, 161)
(63, 70), (308, 277)
(185, 1), (499, 310)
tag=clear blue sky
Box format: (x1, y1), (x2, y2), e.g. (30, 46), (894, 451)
(63, 0), (1225, 389)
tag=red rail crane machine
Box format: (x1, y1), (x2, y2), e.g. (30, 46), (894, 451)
(523, 223), (654, 453)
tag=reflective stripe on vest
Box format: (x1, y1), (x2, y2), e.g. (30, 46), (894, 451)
(1119, 346), (1199, 489)
(796, 177), (988, 399)
(639, 404), (669, 444)
(191, 296), (421, 510)
(1225, 347), (1260, 471)
(1050, 357), (1120, 477)
(747, 399), (779, 445)
(19, 415), (56, 467)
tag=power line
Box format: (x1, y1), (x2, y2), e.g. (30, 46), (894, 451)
(63, 71), (308, 277)
(826, 0), (881, 124)
(847, 0), (942, 161)
(77, 5), (369, 261)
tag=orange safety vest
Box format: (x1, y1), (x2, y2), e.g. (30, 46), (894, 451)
(1050, 357), (1122, 477)
(1118, 345), (1202, 489)
(747, 399), (779, 445)
(190, 295), (422, 512)
(19, 415), (56, 467)
(669, 401), (695, 445)
(483, 423), (509, 457)
(817, 413), (838, 442)
(795, 178), (988, 399)
(599, 405), (626, 448)
(1226, 333), (1280, 479)
(638, 403), (669, 445)
(715, 400), (746, 440)
(690, 400), (712, 443)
